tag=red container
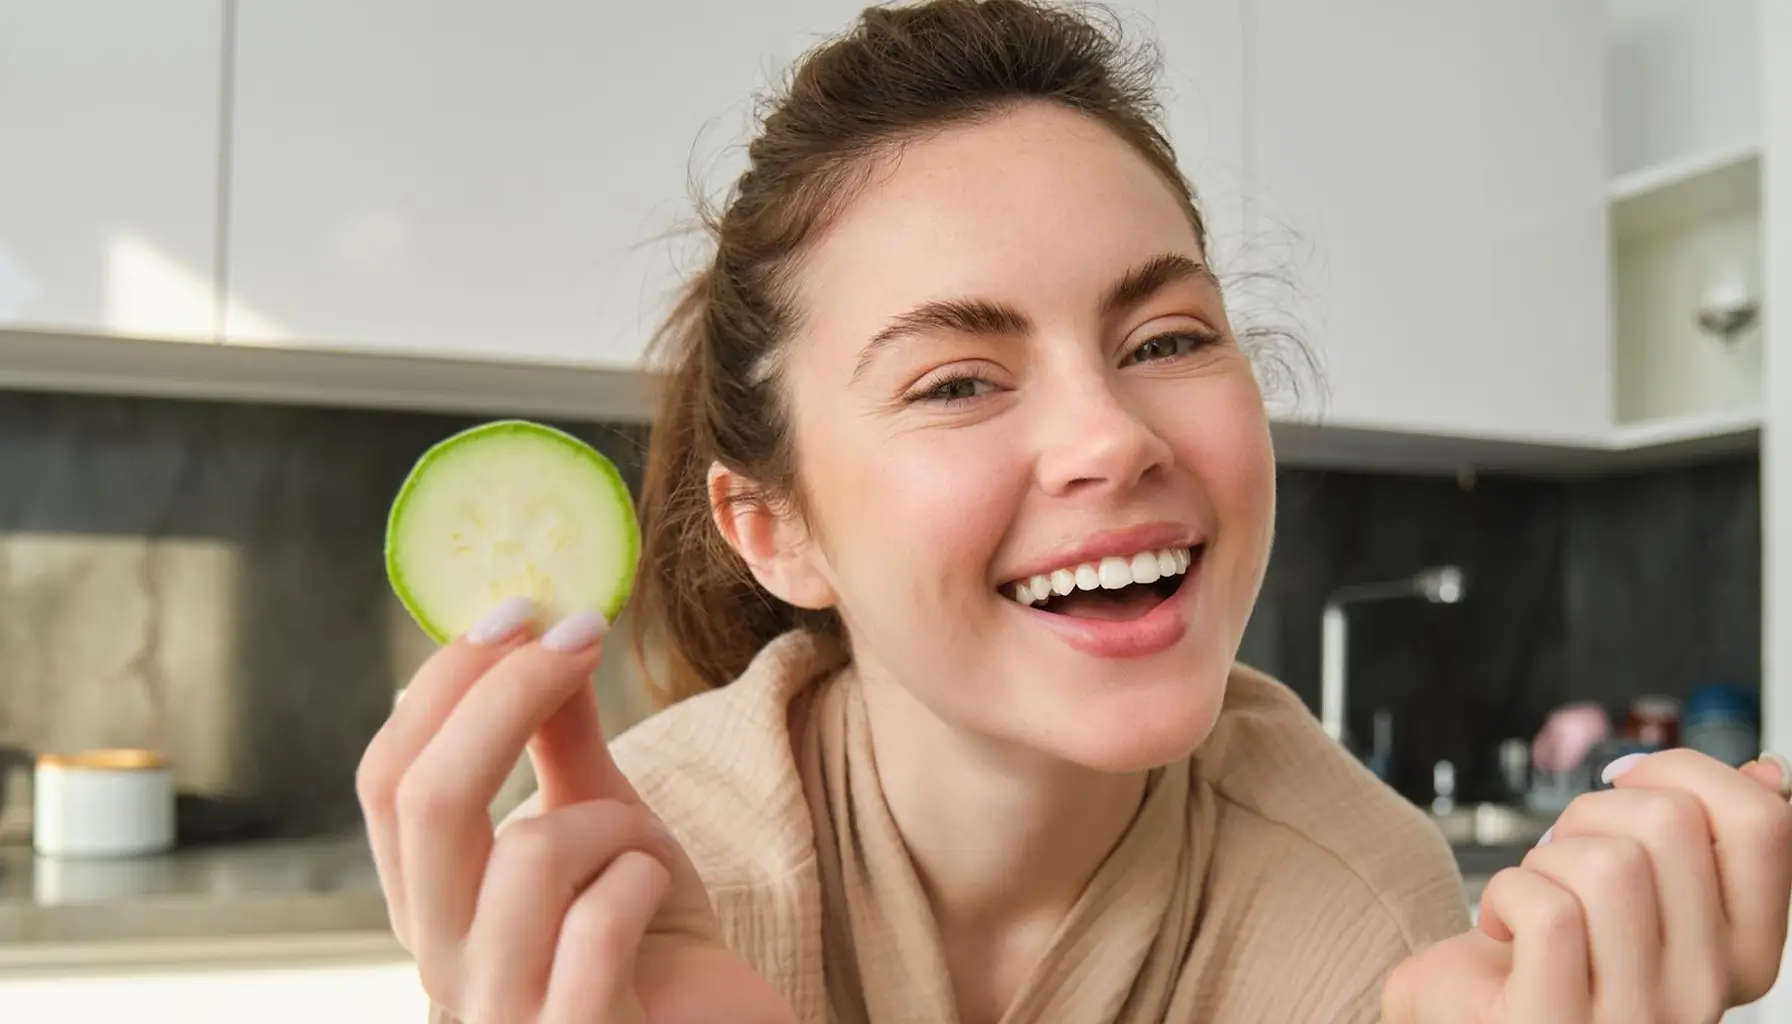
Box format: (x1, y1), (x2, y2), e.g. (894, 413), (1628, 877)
(1626, 696), (1682, 750)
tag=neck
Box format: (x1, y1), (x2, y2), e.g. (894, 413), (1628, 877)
(856, 669), (1150, 934)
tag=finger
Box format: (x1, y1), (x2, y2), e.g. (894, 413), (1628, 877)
(1477, 866), (1593, 1023)
(1520, 836), (1661, 1021)
(398, 621), (607, 960)
(462, 800), (673, 1024)
(541, 850), (672, 1024)
(519, 617), (724, 930)
(1548, 786), (1726, 1016)
(1608, 748), (1792, 1001)
(356, 595), (539, 941)
(1381, 930), (1512, 1023)
(1741, 755), (1792, 800)
(528, 653), (638, 812)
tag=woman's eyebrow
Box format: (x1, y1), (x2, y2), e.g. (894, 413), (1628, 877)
(1101, 253), (1217, 318)
(852, 298), (1030, 382)
(851, 251), (1215, 383)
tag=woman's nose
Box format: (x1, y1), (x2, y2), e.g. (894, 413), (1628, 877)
(1034, 381), (1173, 497)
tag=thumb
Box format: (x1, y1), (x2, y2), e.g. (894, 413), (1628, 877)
(525, 647), (721, 936)
(528, 662), (640, 811)
(1382, 932), (1511, 1023)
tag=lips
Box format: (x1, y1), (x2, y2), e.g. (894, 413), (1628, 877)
(1007, 544), (1206, 659)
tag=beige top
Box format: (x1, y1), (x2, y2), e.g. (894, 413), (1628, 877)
(435, 631), (1470, 1023)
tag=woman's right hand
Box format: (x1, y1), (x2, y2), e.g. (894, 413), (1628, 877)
(356, 597), (797, 1024)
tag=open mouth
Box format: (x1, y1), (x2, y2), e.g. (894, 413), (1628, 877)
(1001, 546), (1201, 622)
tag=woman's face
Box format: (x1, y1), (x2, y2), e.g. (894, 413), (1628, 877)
(764, 102), (1275, 773)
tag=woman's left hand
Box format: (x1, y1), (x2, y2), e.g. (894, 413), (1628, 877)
(1383, 749), (1792, 1023)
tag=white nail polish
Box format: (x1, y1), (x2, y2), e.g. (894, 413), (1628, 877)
(1600, 752), (1648, 785)
(466, 595), (536, 645)
(1758, 752), (1792, 800)
(541, 610), (609, 652)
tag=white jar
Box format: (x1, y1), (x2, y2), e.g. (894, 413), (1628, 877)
(33, 749), (175, 858)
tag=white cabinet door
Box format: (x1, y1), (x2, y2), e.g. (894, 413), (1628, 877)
(0, 0), (223, 342)
(1604, 0), (1761, 178)
(0, 960), (429, 1023)
(1248, 0), (1611, 441)
(223, 1), (1247, 375)
(223, 0), (870, 369)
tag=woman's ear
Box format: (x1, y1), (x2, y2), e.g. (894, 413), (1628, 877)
(707, 461), (837, 610)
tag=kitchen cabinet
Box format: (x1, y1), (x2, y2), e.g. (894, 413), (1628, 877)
(0, 0), (223, 342)
(1246, 0), (1611, 443)
(1605, 0), (1763, 429)
(0, 958), (429, 1022)
(222, 0), (873, 369)
(221, 0), (1245, 376)
(1604, 0), (1760, 181)
(0, 0), (1751, 475)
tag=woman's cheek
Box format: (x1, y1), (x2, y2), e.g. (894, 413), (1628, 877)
(1160, 369), (1273, 479)
(1171, 377), (1276, 559)
(875, 428), (1028, 569)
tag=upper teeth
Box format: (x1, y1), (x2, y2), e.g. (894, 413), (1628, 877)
(1010, 547), (1192, 606)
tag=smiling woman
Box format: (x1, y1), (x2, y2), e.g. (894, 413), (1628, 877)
(354, 2), (1792, 1023)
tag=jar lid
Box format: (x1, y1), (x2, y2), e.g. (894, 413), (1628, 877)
(37, 748), (168, 771)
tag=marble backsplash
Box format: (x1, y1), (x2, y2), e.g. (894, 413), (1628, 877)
(0, 389), (656, 836)
(0, 386), (1764, 832)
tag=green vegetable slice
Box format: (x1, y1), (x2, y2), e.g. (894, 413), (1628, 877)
(385, 419), (640, 644)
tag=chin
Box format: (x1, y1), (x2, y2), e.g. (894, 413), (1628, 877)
(1043, 670), (1229, 774)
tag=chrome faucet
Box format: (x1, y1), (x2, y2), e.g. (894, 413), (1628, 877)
(1320, 566), (1465, 747)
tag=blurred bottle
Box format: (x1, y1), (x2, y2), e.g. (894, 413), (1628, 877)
(1365, 709), (1394, 783)
(1497, 738), (1530, 801)
(1680, 682), (1759, 768)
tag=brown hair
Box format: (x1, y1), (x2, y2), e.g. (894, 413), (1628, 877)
(633, 0), (1230, 705)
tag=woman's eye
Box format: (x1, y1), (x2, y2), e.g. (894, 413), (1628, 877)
(1124, 330), (1215, 366)
(913, 374), (995, 404)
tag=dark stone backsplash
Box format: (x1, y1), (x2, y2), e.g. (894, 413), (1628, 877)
(0, 386), (1761, 830)
(1242, 457), (1761, 805)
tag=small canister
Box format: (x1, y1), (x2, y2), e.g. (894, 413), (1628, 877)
(33, 749), (175, 858)
(1625, 696), (1682, 750)
(1682, 682), (1760, 768)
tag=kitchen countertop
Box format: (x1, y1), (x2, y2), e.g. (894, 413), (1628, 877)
(0, 828), (1522, 975)
(0, 834), (398, 973)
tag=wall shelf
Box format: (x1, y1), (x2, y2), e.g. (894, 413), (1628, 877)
(1611, 142), (1761, 242)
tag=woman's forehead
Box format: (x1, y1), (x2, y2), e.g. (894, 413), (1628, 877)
(791, 105), (1204, 351)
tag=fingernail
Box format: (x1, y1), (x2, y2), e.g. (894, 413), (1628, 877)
(1535, 826), (1553, 846)
(540, 609), (609, 652)
(466, 595), (537, 645)
(1758, 752), (1792, 799)
(1601, 752), (1648, 785)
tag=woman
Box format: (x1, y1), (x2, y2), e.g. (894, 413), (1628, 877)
(357, 2), (1792, 1021)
